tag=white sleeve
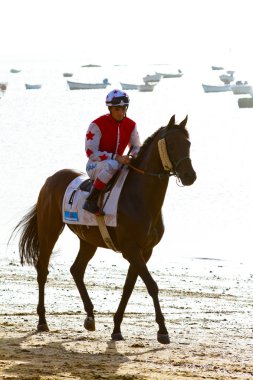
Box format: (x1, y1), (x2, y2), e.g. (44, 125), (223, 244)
(129, 125), (141, 157)
(85, 122), (113, 161)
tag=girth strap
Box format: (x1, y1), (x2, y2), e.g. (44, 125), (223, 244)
(95, 215), (119, 252)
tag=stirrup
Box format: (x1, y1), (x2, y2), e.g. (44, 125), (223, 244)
(82, 200), (99, 214)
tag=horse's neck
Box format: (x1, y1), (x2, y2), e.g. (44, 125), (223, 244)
(127, 138), (170, 209)
(136, 137), (162, 172)
(124, 170), (169, 219)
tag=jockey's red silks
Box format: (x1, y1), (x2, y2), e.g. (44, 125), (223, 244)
(95, 114), (136, 156)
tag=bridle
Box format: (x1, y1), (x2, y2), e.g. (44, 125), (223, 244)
(128, 128), (190, 180)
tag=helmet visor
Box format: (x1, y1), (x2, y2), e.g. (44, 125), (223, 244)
(109, 96), (129, 105)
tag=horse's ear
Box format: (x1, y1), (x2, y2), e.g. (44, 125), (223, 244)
(167, 114), (175, 127)
(180, 115), (188, 129)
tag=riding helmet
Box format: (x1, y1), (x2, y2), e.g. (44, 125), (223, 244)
(105, 89), (130, 107)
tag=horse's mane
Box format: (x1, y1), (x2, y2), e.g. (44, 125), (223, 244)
(132, 122), (189, 165)
(133, 127), (164, 163)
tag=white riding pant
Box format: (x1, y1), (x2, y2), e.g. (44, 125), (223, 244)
(86, 159), (121, 184)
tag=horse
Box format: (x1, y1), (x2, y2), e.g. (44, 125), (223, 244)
(11, 114), (196, 344)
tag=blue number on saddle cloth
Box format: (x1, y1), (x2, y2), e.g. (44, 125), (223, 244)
(64, 211), (79, 221)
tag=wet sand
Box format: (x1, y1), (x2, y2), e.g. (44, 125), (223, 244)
(1, 251), (253, 379)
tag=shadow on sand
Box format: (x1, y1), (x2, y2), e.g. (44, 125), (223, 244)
(0, 331), (166, 379)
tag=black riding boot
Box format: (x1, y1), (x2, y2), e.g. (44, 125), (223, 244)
(82, 186), (101, 214)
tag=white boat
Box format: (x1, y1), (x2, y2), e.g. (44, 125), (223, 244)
(63, 73), (73, 77)
(67, 78), (110, 90)
(155, 69), (183, 78)
(138, 83), (156, 92)
(231, 81), (253, 95)
(211, 65), (224, 70)
(120, 82), (138, 90)
(202, 83), (231, 93)
(10, 69), (21, 73)
(25, 84), (42, 89)
(143, 73), (162, 83)
(219, 71), (235, 84)
(81, 64), (101, 67)
(238, 96), (253, 108)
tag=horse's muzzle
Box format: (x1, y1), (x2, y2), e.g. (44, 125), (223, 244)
(180, 170), (197, 186)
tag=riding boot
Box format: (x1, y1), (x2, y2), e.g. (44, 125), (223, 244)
(82, 186), (102, 214)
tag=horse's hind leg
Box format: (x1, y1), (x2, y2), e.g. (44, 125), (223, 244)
(36, 202), (64, 331)
(70, 239), (97, 332)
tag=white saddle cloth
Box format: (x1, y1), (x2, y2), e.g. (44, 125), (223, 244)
(62, 166), (129, 227)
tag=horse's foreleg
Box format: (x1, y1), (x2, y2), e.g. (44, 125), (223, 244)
(111, 265), (138, 341)
(70, 240), (97, 332)
(123, 247), (170, 344)
(112, 249), (153, 341)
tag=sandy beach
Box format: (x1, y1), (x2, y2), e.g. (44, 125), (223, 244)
(1, 250), (253, 380)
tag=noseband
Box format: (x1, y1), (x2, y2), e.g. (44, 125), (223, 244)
(158, 137), (190, 172)
(128, 129), (190, 179)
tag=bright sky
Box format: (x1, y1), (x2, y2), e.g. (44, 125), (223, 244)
(1, 0), (252, 66)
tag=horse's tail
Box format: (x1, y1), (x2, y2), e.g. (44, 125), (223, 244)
(10, 204), (39, 267)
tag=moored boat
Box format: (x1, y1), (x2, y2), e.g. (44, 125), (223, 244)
(143, 73), (162, 83)
(219, 71), (235, 84)
(10, 69), (21, 73)
(155, 69), (183, 78)
(238, 96), (253, 108)
(67, 78), (110, 90)
(202, 83), (231, 93)
(120, 82), (138, 90)
(211, 65), (224, 70)
(231, 81), (253, 95)
(138, 83), (156, 92)
(25, 84), (42, 89)
(81, 64), (101, 67)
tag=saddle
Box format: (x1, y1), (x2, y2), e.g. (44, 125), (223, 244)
(79, 170), (122, 207)
(64, 167), (128, 227)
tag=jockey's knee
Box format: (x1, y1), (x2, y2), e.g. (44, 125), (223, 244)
(106, 159), (121, 171)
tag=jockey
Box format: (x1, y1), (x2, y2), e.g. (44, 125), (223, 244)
(83, 89), (141, 214)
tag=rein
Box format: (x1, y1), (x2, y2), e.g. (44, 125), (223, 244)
(128, 162), (171, 179)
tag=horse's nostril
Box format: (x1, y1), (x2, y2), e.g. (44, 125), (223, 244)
(181, 170), (197, 186)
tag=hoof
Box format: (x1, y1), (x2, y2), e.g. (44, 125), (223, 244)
(84, 316), (95, 331)
(111, 332), (124, 341)
(37, 323), (49, 332)
(157, 333), (170, 344)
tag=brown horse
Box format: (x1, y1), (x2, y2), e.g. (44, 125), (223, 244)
(11, 115), (196, 344)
